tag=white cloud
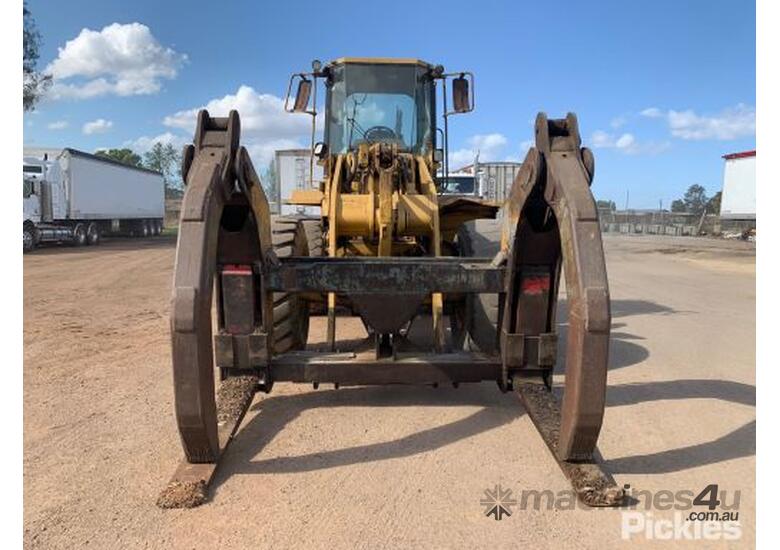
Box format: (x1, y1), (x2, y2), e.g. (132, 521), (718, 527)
(163, 85), (315, 167)
(164, 85), (311, 138)
(614, 133), (636, 149)
(82, 118), (113, 135)
(449, 133), (508, 169)
(641, 104), (755, 140)
(502, 140), (535, 162)
(666, 104), (755, 140)
(590, 130), (669, 155)
(47, 120), (68, 130)
(610, 116), (628, 128)
(46, 23), (187, 100)
(124, 131), (188, 154)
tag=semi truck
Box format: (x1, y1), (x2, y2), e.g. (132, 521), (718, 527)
(23, 148), (165, 253)
(440, 161), (521, 202)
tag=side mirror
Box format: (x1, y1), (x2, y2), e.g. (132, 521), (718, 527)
(292, 78), (312, 113)
(452, 75), (471, 113)
(313, 141), (328, 159)
(433, 148), (444, 163)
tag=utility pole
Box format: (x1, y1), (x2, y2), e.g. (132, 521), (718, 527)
(625, 189), (630, 212)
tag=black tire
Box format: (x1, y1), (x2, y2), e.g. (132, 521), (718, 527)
(457, 219), (502, 353)
(23, 223), (36, 254)
(300, 218), (326, 314)
(142, 221), (150, 238)
(72, 224), (87, 246)
(86, 223), (100, 246)
(301, 218), (324, 257)
(271, 216), (310, 354)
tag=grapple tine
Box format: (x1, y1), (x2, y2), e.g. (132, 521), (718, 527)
(158, 375), (258, 508)
(515, 376), (623, 507)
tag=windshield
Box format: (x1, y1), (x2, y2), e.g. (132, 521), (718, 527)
(325, 63), (434, 154)
(439, 175), (476, 195)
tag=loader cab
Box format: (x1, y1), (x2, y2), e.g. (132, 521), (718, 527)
(285, 58), (474, 165)
(322, 60), (437, 155)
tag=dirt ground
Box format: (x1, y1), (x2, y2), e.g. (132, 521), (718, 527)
(23, 234), (755, 549)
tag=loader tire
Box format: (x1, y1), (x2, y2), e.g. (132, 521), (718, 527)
(271, 216), (310, 354)
(457, 219), (502, 354)
(299, 218), (327, 315)
(301, 218), (324, 258)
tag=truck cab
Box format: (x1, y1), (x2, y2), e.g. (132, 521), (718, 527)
(438, 172), (478, 197)
(23, 165), (42, 224)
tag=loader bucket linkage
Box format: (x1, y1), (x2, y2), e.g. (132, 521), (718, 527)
(159, 88), (622, 508)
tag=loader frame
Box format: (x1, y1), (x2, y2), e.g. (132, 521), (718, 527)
(159, 108), (622, 509)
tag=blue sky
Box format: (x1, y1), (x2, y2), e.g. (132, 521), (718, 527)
(23, 0), (755, 208)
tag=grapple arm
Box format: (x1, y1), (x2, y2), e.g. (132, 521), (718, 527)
(502, 113), (611, 461)
(170, 110), (272, 463)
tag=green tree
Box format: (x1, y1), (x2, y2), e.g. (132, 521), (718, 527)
(706, 191), (722, 214)
(683, 184), (709, 215)
(23, 3), (51, 111)
(95, 148), (143, 168)
(671, 199), (686, 212)
(144, 142), (182, 192)
(261, 159), (277, 201)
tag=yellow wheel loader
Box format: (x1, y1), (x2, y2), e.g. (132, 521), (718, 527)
(158, 58), (621, 509)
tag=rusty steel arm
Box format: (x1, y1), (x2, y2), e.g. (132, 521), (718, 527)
(170, 110), (272, 463)
(502, 113), (610, 461)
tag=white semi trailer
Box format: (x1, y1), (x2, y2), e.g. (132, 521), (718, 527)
(23, 148), (165, 253)
(273, 148), (324, 216)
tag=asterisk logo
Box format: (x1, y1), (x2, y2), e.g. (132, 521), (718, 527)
(481, 484), (517, 520)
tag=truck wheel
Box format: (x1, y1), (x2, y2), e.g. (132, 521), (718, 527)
(142, 221), (150, 238)
(271, 216), (310, 354)
(86, 223), (100, 246)
(23, 224), (37, 254)
(72, 224), (87, 246)
(456, 219), (502, 353)
(156, 220), (163, 235)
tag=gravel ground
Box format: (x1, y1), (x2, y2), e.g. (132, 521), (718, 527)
(23, 234), (755, 549)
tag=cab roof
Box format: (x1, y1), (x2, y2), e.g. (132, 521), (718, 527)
(330, 57), (434, 69)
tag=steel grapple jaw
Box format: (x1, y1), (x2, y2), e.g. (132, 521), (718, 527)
(501, 112), (610, 462)
(170, 109), (274, 465)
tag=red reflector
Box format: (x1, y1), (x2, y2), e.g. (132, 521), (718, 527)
(521, 275), (550, 295)
(222, 264), (252, 275)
